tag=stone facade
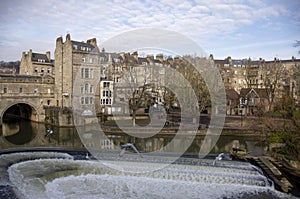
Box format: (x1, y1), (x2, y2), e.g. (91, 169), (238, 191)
(2, 33), (300, 126)
(20, 49), (54, 76)
(0, 74), (55, 123)
(216, 56), (300, 114)
(54, 34), (100, 113)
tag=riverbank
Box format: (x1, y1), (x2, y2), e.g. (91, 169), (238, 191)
(235, 154), (300, 197)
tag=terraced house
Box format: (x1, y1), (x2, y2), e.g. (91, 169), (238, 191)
(1, 34), (300, 126)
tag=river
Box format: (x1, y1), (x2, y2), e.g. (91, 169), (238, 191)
(0, 119), (267, 156)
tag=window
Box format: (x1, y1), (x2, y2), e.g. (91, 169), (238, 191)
(81, 68), (84, 78)
(85, 83), (89, 93)
(41, 68), (44, 73)
(85, 68), (89, 78)
(82, 58), (85, 63)
(47, 68), (51, 73)
(19, 88), (23, 93)
(81, 68), (93, 79)
(81, 97), (84, 104)
(90, 69), (94, 78)
(4, 87), (7, 93)
(34, 88), (38, 93)
(73, 45), (78, 50)
(90, 85), (94, 93)
(90, 97), (94, 104)
(34, 68), (38, 73)
(103, 82), (110, 87)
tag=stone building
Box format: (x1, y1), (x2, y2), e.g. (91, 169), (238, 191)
(215, 56), (300, 114)
(54, 34), (100, 111)
(20, 49), (54, 76)
(99, 78), (114, 114)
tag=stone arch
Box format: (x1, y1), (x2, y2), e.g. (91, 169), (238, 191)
(1, 102), (40, 124)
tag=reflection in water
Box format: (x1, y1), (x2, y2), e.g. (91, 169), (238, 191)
(2, 120), (35, 145)
(0, 121), (267, 156)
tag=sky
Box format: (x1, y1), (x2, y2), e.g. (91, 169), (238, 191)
(0, 0), (299, 61)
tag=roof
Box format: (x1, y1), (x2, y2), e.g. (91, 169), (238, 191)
(240, 88), (269, 98)
(71, 40), (95, 51)
(32, 53), (51, 62)
(138, 57), (148, 65)
(226, 89), (240, 100)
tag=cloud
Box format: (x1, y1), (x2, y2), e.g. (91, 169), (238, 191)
(0, 0), (298, 61)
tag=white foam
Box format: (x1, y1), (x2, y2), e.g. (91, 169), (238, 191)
(44, 174), (286, 199)
(3, 153), (294, 199)
(0, 152), (73, 186)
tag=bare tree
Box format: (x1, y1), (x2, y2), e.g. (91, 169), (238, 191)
(258, 59), (284, 111)
(178, 56), (211, 114)
(114, 53), (166, 127)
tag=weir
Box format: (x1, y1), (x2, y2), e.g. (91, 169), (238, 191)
(0, 151), (293, 199)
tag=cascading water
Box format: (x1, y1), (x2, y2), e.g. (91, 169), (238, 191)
(0, 151), (296, 199)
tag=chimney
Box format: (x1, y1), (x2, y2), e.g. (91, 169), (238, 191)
(22, 52), (26, 59)
(132, 51), (138, 61)
(29, 49), (32, 61)
(174, 56), (180, 62)
(146, 54), (154, 62)
(87, 38), (97, 47)
(156, 54), (163, 62)
(66, 33), (71, 41)
(56, 36), (63, 45)
(46, 51), (51, 61)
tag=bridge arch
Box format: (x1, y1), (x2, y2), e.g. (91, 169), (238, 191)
(1, 102), (40, 124)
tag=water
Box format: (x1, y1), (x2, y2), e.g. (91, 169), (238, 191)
(1, 120), (292, 198)
(0, 151), (295, 199)
(0, 120), (267, 156)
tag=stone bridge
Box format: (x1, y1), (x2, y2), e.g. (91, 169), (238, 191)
(0, 74), (55, 125)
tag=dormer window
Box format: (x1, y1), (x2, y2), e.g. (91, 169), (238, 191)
(38, 59), (45, 62)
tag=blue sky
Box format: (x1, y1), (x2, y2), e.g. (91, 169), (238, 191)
(0, 0), (299, 61)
